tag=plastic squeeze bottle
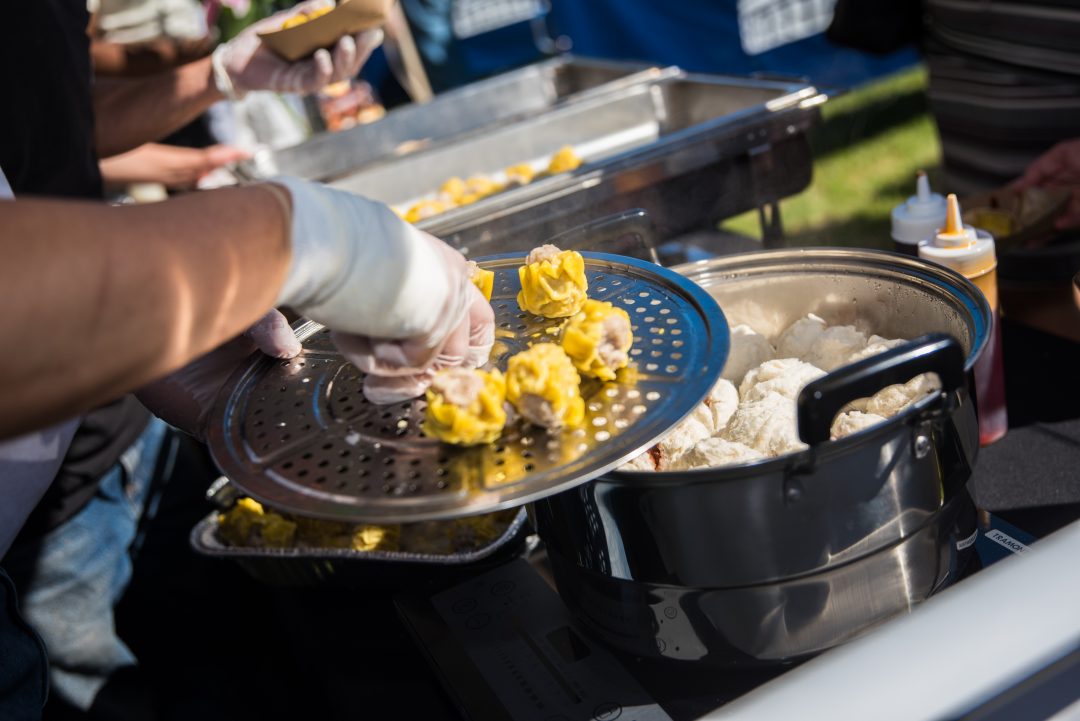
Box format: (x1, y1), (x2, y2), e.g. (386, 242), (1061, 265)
(919, 194), (1007, 445)
(891, 171), (947, 256)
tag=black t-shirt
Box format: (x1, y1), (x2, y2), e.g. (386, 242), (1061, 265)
(1, 0), (151, 536)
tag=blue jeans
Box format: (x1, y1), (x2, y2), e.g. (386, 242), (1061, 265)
(3, 419), (168, 711)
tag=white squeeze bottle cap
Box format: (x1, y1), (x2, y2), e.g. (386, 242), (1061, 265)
(891, 171), (948, 247)
(918, 194), (997, 282)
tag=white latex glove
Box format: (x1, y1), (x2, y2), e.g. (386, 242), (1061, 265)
(212, 0), (383, 98)
(137, 309), (301, 439)
(271, 177), (495, 403)
(339, 284), (495, 404)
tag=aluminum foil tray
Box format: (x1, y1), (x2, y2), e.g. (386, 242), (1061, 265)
(189, 506), (531, 588)
(206, 252), (728, 524)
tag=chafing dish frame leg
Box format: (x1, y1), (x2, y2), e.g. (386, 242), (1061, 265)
(759, 201), (785, 248)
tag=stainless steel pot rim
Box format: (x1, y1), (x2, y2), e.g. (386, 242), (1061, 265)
(671, 246), (992, 373)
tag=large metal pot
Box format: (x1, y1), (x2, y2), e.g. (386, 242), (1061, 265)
(532, 248), (993, 666)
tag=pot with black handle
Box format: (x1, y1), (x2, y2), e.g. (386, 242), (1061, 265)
(532, 248), (992, 666)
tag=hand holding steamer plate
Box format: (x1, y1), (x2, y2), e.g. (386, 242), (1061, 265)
(206, 252), (729, 524)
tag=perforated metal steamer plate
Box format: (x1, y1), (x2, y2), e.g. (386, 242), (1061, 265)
(207, 252), (728, 523)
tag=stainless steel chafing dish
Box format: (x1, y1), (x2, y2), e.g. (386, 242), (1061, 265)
(329, 72), (824, 251)
(243, 56), (676, 182)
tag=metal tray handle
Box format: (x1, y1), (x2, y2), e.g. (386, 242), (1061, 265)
(797, 333), (967, 446)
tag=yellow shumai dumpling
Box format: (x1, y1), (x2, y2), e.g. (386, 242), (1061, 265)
(561, 299), (634, 381)
(439, 176), (467, 203)
(464, 176), (503, 201)
(506, 343), (585, 429)
(517, 244), (588, 318)
(405, 198), (450, 224)
(424, 368), (508, 446)
(217, 497), (297, 548)
(504, 163), (535, 186)
(547, 145), (582, 174)
(352, 524), (401, 552)
(280, 5), (331, 28)
(467, 261), (495, 301)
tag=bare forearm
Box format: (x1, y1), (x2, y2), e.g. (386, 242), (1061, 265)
(0, 186), (290, 437)
(93, 56), (224, 157)
(91, 38), (212, 77)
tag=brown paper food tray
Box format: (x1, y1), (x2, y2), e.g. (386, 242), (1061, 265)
(962, 186), (1070, 252)
(258, 0), (393, 62)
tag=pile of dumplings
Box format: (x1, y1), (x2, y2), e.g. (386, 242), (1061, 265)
(423, 245), (635, 447)
(398, 146), (583, 224)
(620, 314), (941, 472)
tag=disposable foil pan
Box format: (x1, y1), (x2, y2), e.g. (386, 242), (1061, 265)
(189, 503), (532, 589)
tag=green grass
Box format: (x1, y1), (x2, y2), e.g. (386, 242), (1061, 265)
(721, 65), (944, 249)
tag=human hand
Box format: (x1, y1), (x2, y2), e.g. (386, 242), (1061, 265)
(338, 283), (495, 404)
(136, 309), (301, 438)
(268, 177), (495, 404)
(1011, 139), (1080, 230)
(100, 143), (249, 190)
(212, 0), (383, 98)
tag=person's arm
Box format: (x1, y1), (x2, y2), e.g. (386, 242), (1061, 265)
(91, 36), (213, 77)
(99, 143), (249, 190)
(92, 2), (382, 157)
(0, 186), (290, 436)
(1, 177), (491, 440)
(93, 56), (224, 159)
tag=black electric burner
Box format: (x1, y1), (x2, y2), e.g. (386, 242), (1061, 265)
(396, 515), (1034, 721)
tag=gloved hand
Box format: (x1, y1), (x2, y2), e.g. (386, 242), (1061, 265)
(270, 177), (495, 404)
(212, 0), (383, 98)
(338, 283), (495, 404)
(136, 309), (301, 439)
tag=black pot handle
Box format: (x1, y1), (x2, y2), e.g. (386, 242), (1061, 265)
(541, 208), (660, 264)
(797, 333), (966, 446)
